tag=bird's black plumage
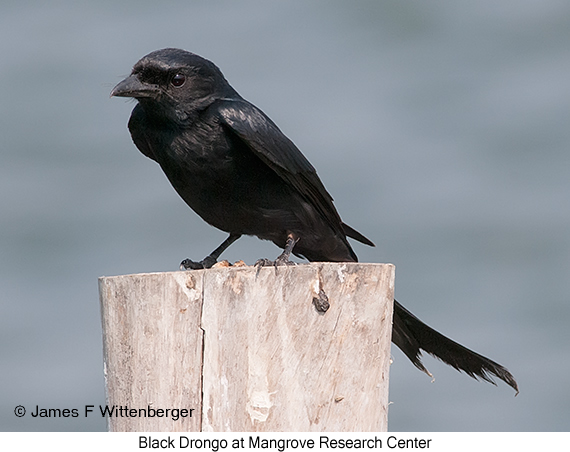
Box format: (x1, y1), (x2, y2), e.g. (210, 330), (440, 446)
(111, 48), (518, 393)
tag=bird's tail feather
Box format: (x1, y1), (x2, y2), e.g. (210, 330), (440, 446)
(392, 300), (519, 394)
(342, 222), (375, 247)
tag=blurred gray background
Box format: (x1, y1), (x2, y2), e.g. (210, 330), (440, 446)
(1, 1), (568, 431)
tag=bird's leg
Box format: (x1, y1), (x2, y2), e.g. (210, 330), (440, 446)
(275, 233), (300, 265)
(255, 233), (299, 268)
(180, 233), (242, 270)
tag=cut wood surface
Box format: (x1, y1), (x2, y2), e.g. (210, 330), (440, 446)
(99, 262), (395, 432)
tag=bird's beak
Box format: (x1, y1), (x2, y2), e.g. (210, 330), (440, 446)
(110, 75), (158, 99)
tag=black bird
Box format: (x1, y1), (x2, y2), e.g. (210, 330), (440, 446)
(111, 48), (518, 393)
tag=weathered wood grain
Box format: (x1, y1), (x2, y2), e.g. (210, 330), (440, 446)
(99, 271), (204, 432)
(99, 263), (394, 432)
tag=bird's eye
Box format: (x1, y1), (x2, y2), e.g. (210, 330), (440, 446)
(171, 73), (186, 87)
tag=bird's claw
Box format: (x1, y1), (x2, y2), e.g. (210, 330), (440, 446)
(254, 256), (297, 268)
(180, 259), (204, 270)
(253, 258), (272, 268)
(180, 255), (217, 270)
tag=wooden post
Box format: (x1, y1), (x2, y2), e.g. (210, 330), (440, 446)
(99, 262), (394, 432)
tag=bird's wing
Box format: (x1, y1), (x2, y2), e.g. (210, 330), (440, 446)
(216, 99), (345, 234)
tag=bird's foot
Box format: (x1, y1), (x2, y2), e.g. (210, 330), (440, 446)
(180, 255), (217, 270)
(255, 233), (299, 269)
(254, 254), (297, 268)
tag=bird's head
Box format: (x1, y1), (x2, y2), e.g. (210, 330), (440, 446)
(111, 48), (236, 122)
